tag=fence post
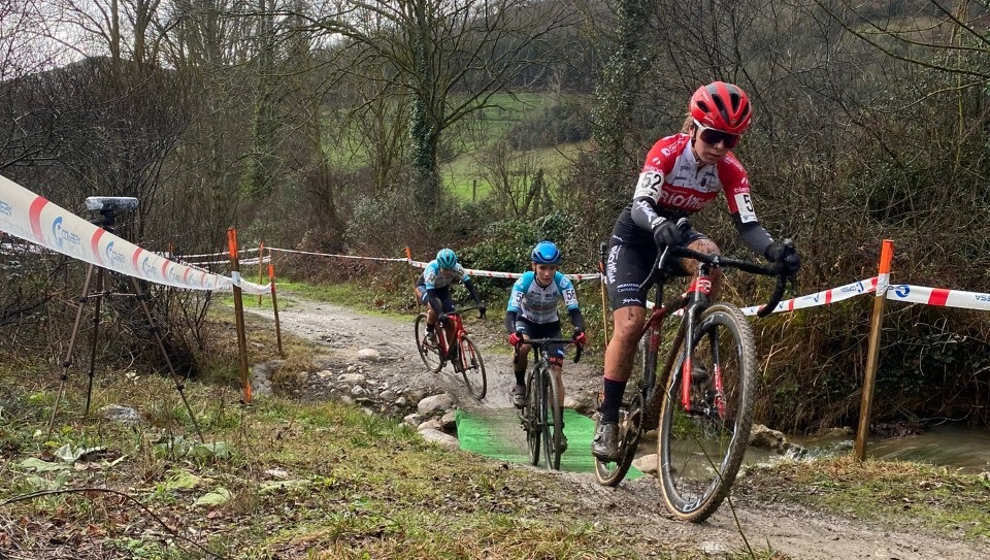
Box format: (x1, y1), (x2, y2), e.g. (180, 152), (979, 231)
(257, 241), (265, 306)
(855, 239), (894, 460)
(227, 228), (252, 404)
(405, 246), (412, 261)
(269, 263), (284, 357)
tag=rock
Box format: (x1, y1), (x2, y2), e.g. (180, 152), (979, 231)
(417, 393), (454, 416)
(100, 404), (142, 425)
(833, 439), (855, 452)
(632, 453), (659, 475)
(264, 468), (290, 479)
(339, 395), (355, 405)
(749, 424), (786, 451)
(419, 428), (459, 450)
(417, 419), (443, 432)
(338, 373), (367, 385)
(249, 361), (276, 397)
(379, 389), (396, 402)
(357, 348), (382, 362)
(350, 385), (366, 397)
(317, 370), (333, 380)
(818, 426), (854, 438)
(563, 394), (581, 410)
(403, 413), (425, 427)
(394, 396), (408, 407)
(700, 541), (731, 555)
(440, 410), (458, 431)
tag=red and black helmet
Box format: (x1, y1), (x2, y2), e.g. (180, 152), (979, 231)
(689, 81), (752, 135)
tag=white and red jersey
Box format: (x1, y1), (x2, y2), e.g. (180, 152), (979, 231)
(612, 133), (760, 245)
(633, 133), (757, 221)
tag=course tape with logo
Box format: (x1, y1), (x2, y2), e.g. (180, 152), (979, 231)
(0, 174), (270, 295)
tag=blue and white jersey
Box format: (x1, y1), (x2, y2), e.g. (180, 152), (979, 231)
(506, 271), (579, 325)
(418, 260), (470, 290)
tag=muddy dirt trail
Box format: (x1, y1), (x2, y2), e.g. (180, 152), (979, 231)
(244, 294), (987, 560)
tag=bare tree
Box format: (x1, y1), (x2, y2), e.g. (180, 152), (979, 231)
(289, 0), (577, 216)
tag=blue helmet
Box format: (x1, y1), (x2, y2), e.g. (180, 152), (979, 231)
(531, 241), (561, 265)
(436, 248), (458, 269)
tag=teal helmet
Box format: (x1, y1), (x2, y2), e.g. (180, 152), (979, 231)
(531, 241), (561, 265)
(436, 248), (458, 269)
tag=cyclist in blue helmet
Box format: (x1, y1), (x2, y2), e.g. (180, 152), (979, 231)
(415, 248), (485, 349)
(505, 241), (586, 446)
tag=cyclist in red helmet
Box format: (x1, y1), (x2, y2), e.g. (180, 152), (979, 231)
(591, 81), (801, 460)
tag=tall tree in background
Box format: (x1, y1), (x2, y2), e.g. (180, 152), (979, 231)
(299, 0), (576, 217)
(591, 0), (654, 204)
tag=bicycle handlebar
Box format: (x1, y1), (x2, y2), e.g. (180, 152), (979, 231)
(637, 218), (795, 318)
(515, 337), (583, 364)
(441, 304), (486, 320)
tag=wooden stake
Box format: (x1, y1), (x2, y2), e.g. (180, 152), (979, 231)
(257, 241), (265, 306)
(227, 228), (252, 404)
(855, 239), (894, 461)
(269, 263), (284, 357)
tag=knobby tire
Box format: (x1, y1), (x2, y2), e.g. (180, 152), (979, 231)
(414, 313), (443, 373)
(657, 303), (757, 522)
(457, 335), (487, 400)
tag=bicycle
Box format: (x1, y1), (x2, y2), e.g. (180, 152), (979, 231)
(414, 305), (488, 400)
(594, 223), (792, 522)
(517, 337), (583, 470)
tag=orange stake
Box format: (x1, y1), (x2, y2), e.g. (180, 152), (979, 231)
(227, 228), (252, 404)
(855, 239), (894, 460)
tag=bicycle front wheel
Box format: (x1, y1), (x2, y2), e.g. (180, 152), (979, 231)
(524, 368), (541, 466)
(414, 313), (443, 373)
(657, 303), (757, 523)
(458, 335), (487, 400)
(542, 368), (565, 470)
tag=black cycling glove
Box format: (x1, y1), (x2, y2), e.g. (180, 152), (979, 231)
(765, 241), (801, 274)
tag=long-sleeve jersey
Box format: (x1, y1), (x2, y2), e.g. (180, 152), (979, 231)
(504, 271), (584, 332)
(611, 132), (774, 256)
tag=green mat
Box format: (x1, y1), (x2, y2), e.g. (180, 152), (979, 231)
(456, 408), (642, 478)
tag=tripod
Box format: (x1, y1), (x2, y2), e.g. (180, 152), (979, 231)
(46, 203), (204, 442)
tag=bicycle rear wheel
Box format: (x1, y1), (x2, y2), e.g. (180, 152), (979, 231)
(543, 368), (564, 470)
(414, 313), (443, 373)
(657, 303), (757, 522)
(594, 327), (653, 486)
(523, 368), (541, 466)
(458, 335), (487, 400)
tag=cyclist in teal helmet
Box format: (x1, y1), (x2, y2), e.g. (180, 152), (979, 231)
(415, 248), (485, 349)
(505, 241), (586, 444)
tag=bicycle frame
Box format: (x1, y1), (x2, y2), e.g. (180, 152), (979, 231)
(637, 243), (788, 417)
(436, 313), (465, 356)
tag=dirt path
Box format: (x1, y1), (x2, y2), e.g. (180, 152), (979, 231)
(244, 294), (987, 560)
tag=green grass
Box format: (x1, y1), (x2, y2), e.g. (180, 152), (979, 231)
(738, 456), (990, 540)
(0, 346), (670, 559)
(442, 141), (590, 202)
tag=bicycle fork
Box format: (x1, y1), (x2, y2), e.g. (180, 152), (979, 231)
(680, 265), (715, 413)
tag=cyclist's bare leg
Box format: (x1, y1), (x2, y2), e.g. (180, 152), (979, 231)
(604, 306), (647, 383)
(513, 343), (531, 373)
(680, 238), (722, 300)
(550, 363), (565, 407)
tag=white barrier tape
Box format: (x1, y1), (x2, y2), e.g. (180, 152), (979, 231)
(179, 255), (271, 267)
(886, 284), (990, 311)
(406, 259), (601, 282)
(647, 276), (879, 315)
(268, 246), (409, 262)
(0, 174), (270, 295)
(178, 247), (260, 259)
(738, 276), (878, 316)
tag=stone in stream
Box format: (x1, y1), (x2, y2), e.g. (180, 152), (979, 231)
(417, 393), (454, 416)
(632, 453), (658, 475)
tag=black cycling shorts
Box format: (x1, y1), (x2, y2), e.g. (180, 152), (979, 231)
(416, 284), (455, 313)
(604, 231), (707, 310)
(515, 319), (565, 359)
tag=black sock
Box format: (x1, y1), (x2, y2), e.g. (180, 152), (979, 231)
(600, 378), (626, 424)
(514, 369), (525, 386)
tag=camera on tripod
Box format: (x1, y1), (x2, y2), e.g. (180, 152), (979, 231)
(85, 196), (138, 228)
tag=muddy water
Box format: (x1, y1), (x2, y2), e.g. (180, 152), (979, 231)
(783, 425), (990, 473)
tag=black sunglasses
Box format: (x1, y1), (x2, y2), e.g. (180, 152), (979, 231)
(694, 120), (740, 148)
